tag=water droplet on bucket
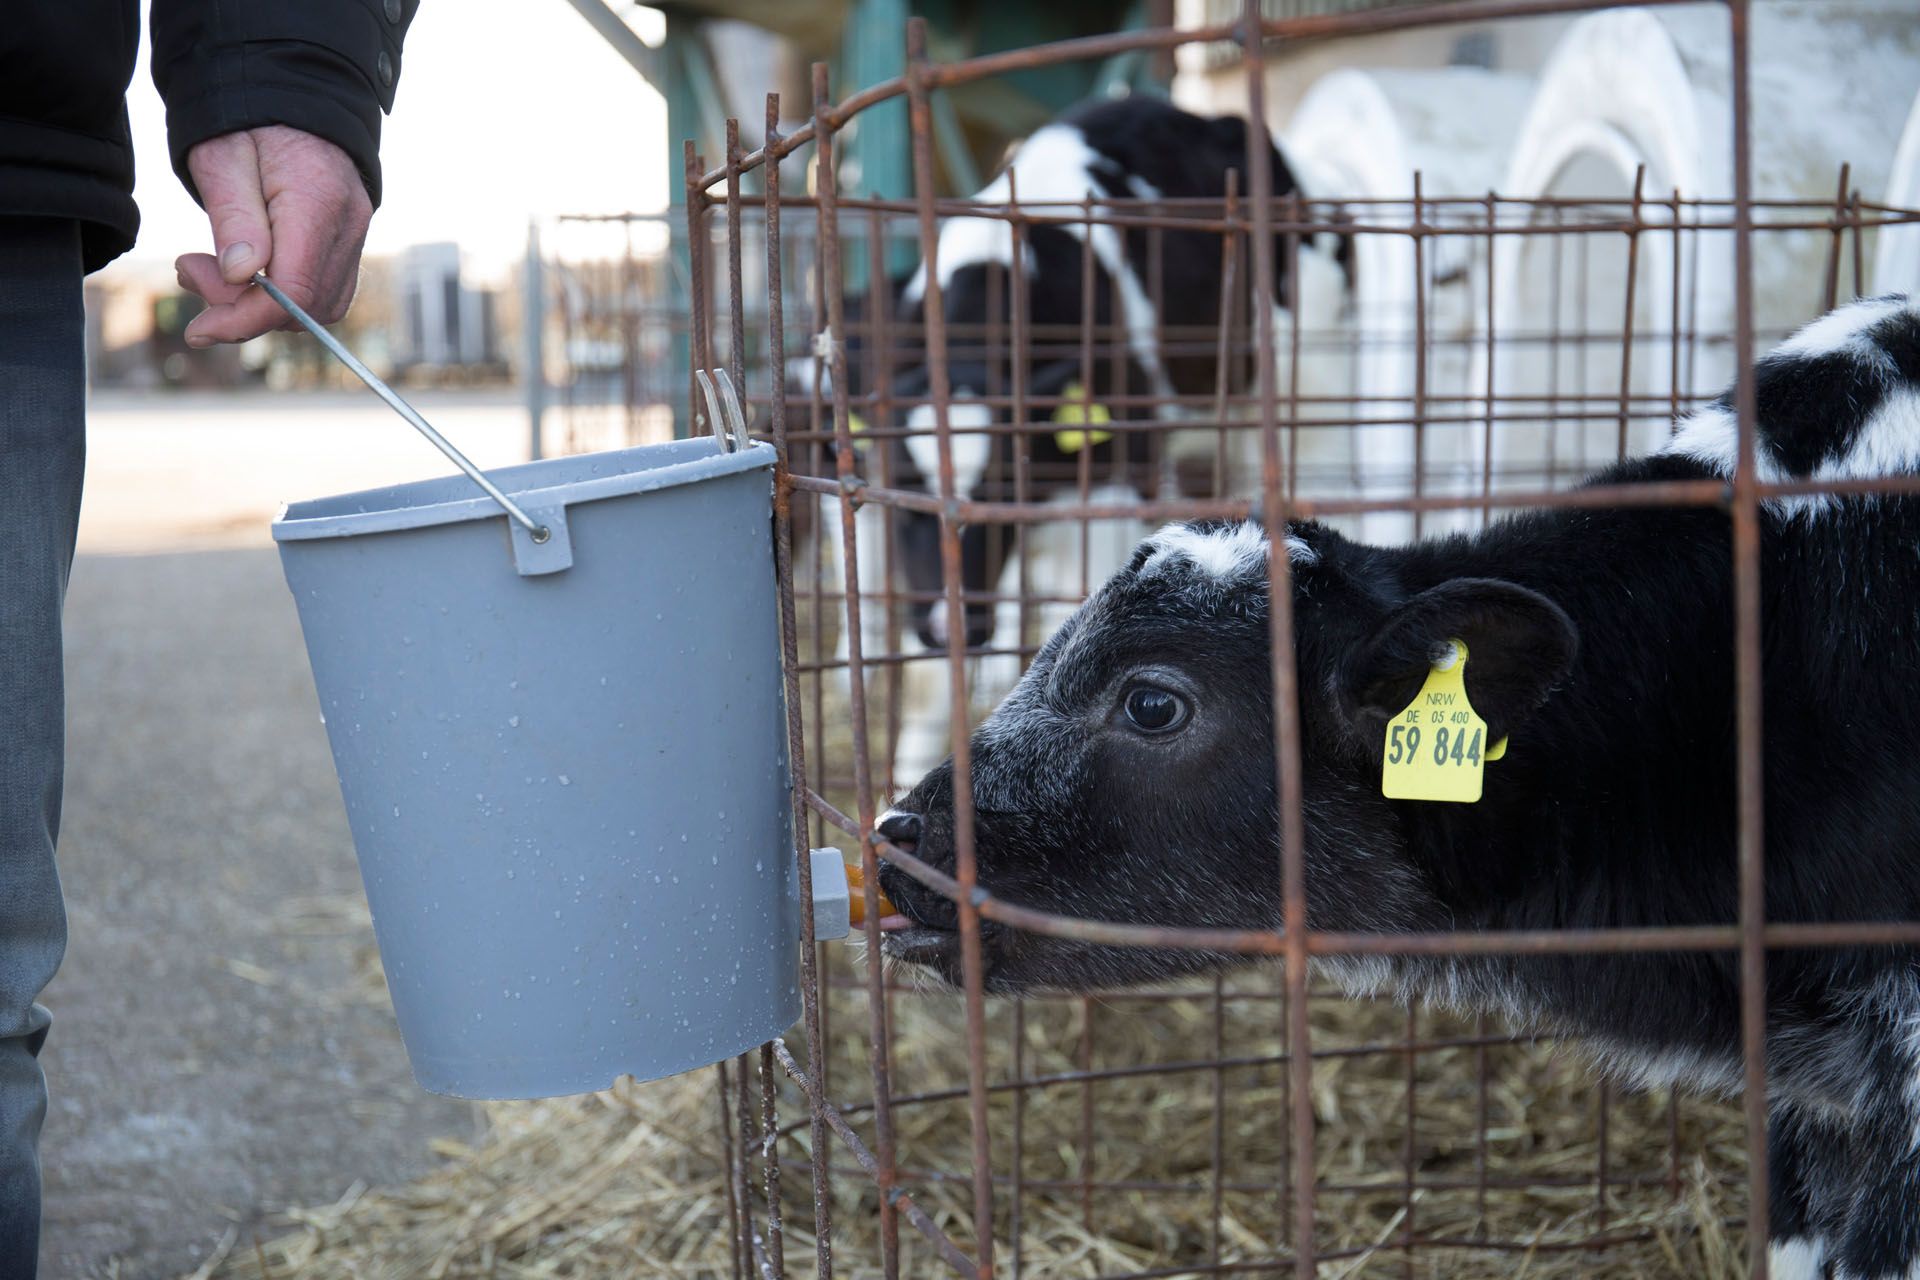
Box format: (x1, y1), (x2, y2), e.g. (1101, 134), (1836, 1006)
(508, 715), (521, 728)
(392, 806), (401, 818)
(558, 775), (572, 787)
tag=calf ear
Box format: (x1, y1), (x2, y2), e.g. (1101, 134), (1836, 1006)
(1338, 579), (1578, 747)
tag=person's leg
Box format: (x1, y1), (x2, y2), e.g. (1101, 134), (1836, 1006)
(0, 217), (85, 1279)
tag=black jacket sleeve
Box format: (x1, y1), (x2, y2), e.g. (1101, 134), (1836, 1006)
(149, 0), (418, 209)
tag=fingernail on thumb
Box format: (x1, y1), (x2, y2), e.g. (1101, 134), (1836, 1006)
(220, 241), (255, 277)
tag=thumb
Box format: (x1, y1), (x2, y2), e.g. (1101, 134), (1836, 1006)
(186, 131), (273, 286)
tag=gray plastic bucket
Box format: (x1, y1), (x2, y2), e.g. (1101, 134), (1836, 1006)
(272, 437), (808, 1099)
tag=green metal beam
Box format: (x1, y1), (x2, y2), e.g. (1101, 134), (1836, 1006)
(664, 16), (707, 205)
(664, 14), (707, 436)
(841, 0), (910, 201)
(840, 0), (912, 288)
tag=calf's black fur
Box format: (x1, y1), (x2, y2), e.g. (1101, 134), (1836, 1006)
(877, 294), (1920, 1280)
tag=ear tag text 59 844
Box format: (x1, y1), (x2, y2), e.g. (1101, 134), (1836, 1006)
(1381, 639), (1507, 803)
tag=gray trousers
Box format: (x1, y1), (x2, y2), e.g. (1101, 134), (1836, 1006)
(0, 218), (84, 1280)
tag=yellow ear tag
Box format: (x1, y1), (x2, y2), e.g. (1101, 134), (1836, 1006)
(1381, 639), (1499, 803)
(1051, 380), (1113, 453)
(846, 410), (871, 452)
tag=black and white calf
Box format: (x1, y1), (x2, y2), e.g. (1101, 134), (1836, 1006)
(812, 95), (1348, 778)
(875, 294), (1920, 1280)
(880, 92), (1349, 647)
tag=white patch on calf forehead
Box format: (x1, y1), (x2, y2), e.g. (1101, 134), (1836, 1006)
(1140, 521), (1314, 582)
(904, 401), (993, 499)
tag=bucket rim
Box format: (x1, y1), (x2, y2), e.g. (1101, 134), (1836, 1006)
(270, 437), (776, 543)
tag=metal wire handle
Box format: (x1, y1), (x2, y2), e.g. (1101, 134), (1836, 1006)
(252, 271), (550, 543)
(693, 368), (753, 454)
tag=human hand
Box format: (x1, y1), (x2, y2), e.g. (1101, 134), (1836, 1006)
(174, 125), (374, 348)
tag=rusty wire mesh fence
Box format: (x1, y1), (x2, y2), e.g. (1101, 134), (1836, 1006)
(647, 2), (1920, 1276)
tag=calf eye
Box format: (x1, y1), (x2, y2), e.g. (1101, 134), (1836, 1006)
(1123, 685), (1189, 734)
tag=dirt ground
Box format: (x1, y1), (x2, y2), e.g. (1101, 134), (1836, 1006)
(36, 390), (568, 1279)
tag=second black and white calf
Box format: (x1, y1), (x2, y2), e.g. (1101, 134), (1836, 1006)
(877, 93), (1349, 649)
(876, 294), (1920, 1280)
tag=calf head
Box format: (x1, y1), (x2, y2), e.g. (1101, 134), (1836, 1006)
(875, 519), (1577, 993)
(885, 355), (1158, 651)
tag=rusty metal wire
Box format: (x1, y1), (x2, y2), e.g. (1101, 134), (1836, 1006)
(650, 1), (1920, 1275)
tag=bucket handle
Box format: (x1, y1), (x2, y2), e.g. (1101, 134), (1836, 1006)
(252, 271), (552, 546)
(694, 368), (753, 454)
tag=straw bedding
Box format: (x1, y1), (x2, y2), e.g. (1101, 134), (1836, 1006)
(196, 937), (1747, 1279)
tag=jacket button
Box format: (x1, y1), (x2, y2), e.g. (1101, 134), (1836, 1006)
(377, 51), (394, 86)
(384, 0), (401, 22)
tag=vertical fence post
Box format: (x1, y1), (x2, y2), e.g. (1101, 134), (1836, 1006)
(1725, 2), (1770, 1277)
(905, 16), (998, 1276)
(760, 93), (792, 1280)
(1236, 2), (1317, 1276)
(814, 59), (905, 1280)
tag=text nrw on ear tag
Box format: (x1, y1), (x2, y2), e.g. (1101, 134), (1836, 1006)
(1381, 639), (1495, 803)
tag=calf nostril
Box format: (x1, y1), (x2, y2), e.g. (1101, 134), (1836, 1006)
(876, 810), (922, 853)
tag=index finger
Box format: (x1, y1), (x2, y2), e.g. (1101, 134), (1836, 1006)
(181, 270), (315, 348)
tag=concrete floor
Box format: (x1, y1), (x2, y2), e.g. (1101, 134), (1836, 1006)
(32, 393), (548, 1280)
(39, 548), (478, 1280)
